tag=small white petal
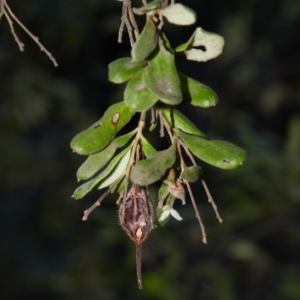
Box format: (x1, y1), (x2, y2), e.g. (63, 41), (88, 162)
(170, 209), (183, 221)
(159, 210), (171, 222)
(162, 204), (171, 211)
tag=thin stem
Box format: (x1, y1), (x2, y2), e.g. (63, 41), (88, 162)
(127, 1), (139, 39)
(139, 111), (146, 123)
(150, 108), (156, 125)
(119, 113), (146, 219)
(82, 188), (112, 221)
(176, 138), (186, 177)
(160, 109), (175, 144)
(178, 139), (197, 166)
(136, 243), (143, 289)
(3, 1), (58, 66)
(158, 109), (165, 137)
(121, 178), (129, 221)
(185, 180), (207, 244)
(201, 179), (223, 223)
(0, 0), (4, 19)
(3, 9), (24, 51)
(118, 0), (136, 47)
(116, 190), (124, 205)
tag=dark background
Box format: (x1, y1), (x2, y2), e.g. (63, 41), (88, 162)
(1, 0), (300, 299)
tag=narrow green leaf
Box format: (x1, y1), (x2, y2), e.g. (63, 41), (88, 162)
(177, 130), (246, 170)
(132, 18), (158, 62)
(143, 46), (182, 105)
(158, 31), (173, 53)
(149, 122), (157, 132)
(175, 27), (225, 62)
(159, 4), (196, 26)
(97, 148), (131, 189)
(182, 166), (202, 183)
(141, 137), (157, 157)
(110, 176), (126, 193)
(180, 73), (219, 107)
(73, 147), (131, 200)
(77, 130), (136, 181)
(124, 70), (158, 112)
(162, 106), (206, 137)
(71, 102), (135, 155)
(130, 145), (176, 185)
(158, 181), (169, 203)
(133, 0), (162, 15)
(108, 57), (146, 84)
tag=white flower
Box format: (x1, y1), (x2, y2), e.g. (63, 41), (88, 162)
(159, 205), (183, 222)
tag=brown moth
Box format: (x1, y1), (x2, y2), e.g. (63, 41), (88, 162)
(118, 184), (155, 289)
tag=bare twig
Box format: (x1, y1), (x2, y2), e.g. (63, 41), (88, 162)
(120, 177), (130, 221)
(82, 188), (112, 221)
(2, 9), (24, 51)
(118, 0), (138, 47)
(117, 15), (126, 43)
(201, 179), (223, 223)
(157, 13), (164, 30)
(178, 137), (223, 223)
(158, 109), (165, 137)
(176, 138), (186, 176)
(0, 0), (58, 66)
(150, 108), (156, 125)
(0, 0), (5, 19)
(185, 180), (207, 244)
(116, 190), (125, 205)
(178, 139), (197, 166)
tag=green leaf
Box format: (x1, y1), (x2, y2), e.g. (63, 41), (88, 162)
(175, 27), (225, 62)
(149, 122), (157, 132)
(73, 147), (131, 200)
(144, 46), (182, 105)
(158, 31), (173, 53)
(130, 145), (176, 185)
(162, 106), (206, 137)
(180, 73), (219, 107)
(133, 0), (162, 15)
(124, 70), (158, 112)
(132, 18), (158, 62)
(182, 166), (202, 183)
(110, 176), (126, 193)
(108, 57), (146, 84)
(76, 130), (136, 181)
(97, 148), (131, 189)
(159, 4), (196, 26)
(176, 130), (246, 170)
(71, 102), (135, 155)
(141, 137), (157, 157)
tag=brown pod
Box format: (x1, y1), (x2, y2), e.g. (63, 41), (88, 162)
(119, 184), (154, 289)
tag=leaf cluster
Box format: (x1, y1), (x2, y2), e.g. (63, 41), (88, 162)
(70, 1), (246, 240)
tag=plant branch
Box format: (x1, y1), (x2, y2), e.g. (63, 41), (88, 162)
(82, 187), (113, 221)
(1, 0), (58, 66)
(201, 179), (223, 223)
(185, 180), (207, 244)
(118, 0), (138, 47)
(178, 139), (197, 166)
(158, 109), (165, 137)
(176, 138), (186, 176)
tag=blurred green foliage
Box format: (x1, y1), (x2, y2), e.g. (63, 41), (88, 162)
(0, 0), (299, 299)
